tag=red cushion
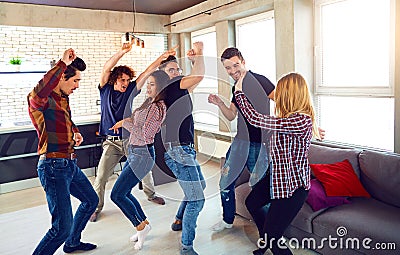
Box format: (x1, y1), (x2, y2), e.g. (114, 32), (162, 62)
(310, 159), (371, 197)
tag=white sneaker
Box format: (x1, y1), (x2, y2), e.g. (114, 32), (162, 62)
(211, 220), (233, 232)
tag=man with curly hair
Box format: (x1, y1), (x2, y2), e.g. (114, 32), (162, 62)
(90, 42), (175, 222)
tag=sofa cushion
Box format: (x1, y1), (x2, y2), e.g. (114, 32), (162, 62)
(358, 150), (400, 208)
(308, 144), (362, 178)
(291, 201), (327, 234)
(306, 179), (350, 211)
(310, 159), (370, 197)
(312, 197), (400, 251)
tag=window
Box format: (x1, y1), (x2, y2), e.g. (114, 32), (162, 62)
(191, 27), (219, 127)
(314, 0), (394, 151)
(236, 11), (276, 84)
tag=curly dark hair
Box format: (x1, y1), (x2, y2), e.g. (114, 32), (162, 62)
(220, 47), (244, 62)
(64, 57), (86, 80)
(108, 65), (136, 85)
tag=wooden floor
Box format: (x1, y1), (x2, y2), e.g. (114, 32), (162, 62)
(0, 157), (318, 255)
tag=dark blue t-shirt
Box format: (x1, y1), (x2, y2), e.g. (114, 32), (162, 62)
(231, 71), (275, 143)
(162, 76), (194, 144)
(98, 81), (140, 137)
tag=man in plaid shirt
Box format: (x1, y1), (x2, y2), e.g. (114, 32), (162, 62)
(28, 49), (98, 254)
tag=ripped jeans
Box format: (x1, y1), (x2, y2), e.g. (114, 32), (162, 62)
(219, 138), (269, 224)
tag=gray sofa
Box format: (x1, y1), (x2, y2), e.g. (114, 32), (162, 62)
(233, 143), (400, 254)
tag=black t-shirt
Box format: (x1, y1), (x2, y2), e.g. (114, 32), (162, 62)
(162, 76), (194, 144)
(231, 71), (275, 143)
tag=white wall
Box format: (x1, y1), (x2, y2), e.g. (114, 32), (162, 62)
(0, 25), (166, 123)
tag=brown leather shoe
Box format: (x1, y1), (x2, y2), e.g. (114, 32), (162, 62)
(148, 196), (165, 205)
(171, 219), (182, 231)
(89, 212), (99, 222)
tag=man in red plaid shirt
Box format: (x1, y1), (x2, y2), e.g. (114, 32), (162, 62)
(28, 49), (98, 254)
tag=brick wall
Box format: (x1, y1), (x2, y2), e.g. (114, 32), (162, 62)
(0, 25), (166, 125)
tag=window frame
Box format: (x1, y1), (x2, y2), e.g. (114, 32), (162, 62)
(190, 26), (219, 127)
(235, 11), (276, 83)
(314, 0), (395, 97)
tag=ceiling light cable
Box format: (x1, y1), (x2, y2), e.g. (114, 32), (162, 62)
(122, 0), (144, 48)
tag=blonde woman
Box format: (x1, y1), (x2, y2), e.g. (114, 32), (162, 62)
(234, 72), (320, 255)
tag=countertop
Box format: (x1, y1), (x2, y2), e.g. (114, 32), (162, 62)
(0, 114), (101, 134)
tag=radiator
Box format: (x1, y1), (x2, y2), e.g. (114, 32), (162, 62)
(196, 135), (230, 158)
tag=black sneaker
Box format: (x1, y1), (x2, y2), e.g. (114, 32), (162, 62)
(171, 219), (182, 231)
(63, 242), (97, 253)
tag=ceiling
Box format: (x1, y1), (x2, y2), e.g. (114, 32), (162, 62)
(1, 0), (208, 15)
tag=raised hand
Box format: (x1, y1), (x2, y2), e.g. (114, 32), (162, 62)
(162, 45), (178, 59)
(192, 41), (203, 55)
(122, 42), (133, 54)
(208, 94), (224, 107)
(187, 42), (203, 62)
(235, 72), (245, 92)
(61, 48), (76, 66)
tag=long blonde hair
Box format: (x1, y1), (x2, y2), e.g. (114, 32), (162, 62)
(274, 73), (320, 139)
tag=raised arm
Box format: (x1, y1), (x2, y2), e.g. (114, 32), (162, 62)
(180, 42), (205, 92)
(28, 49), (75, 110)
(135, 46), (178, 90)
(99, 42), (133, 88)
(208, 94), (237, 121)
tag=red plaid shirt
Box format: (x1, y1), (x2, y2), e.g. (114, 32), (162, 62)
(27, 61), (79, 155)
(234, 91), (313, 199)
(123, 101), (166, 146)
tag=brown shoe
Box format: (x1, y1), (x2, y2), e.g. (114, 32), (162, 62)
(148, 196), (165, 205)
(171, 219), (182, 231)
(89, 212), (99, 222)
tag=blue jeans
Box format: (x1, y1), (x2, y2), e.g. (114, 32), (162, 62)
(220, 138), (269, 224)
(33, 158), (98, 255)
(111, 146), (155, 227)
(164, 145), (206, 248)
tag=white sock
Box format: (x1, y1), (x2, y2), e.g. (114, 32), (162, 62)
(129, 232), (138, 242)
(130, 220), (150, 242)
(134, 224), (151, 250)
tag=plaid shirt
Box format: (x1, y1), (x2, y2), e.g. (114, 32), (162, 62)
(234, 91), (313, 199)
(27, 61), (79, 155)
(123, 101), (166, 146)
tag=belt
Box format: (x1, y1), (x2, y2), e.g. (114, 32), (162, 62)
(129, 143), (154, 149)
(39, 152), (77, 160)
(164, 141), (194, 149)
(107, 135), (122, 141)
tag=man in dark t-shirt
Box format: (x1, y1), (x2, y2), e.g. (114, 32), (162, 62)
(159, 42), (205, 255)
(208, 47), (275, 233)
